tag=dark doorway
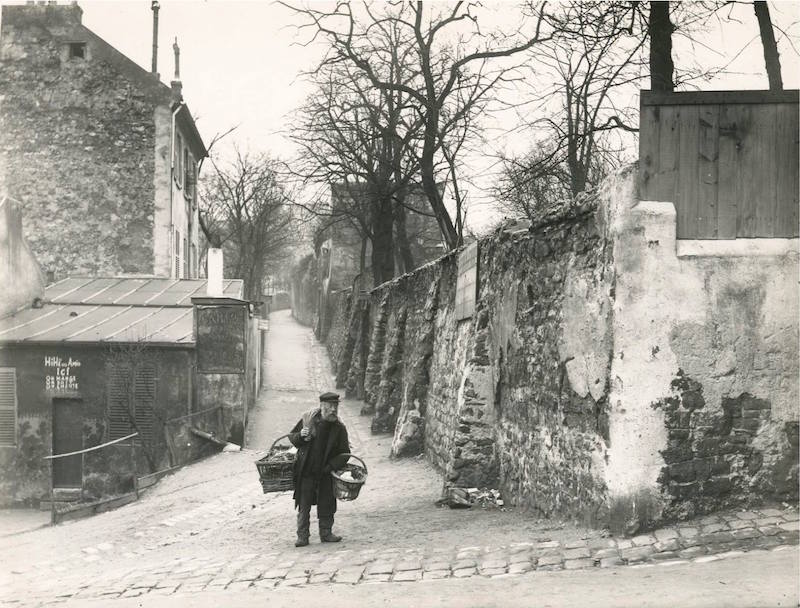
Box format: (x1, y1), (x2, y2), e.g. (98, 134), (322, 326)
(52, 398), (83, 488)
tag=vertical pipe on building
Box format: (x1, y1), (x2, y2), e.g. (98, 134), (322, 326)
(170, 101), (183, 278)
(151, 1), (160, 76)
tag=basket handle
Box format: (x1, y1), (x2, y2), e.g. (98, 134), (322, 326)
(339, 453), (367, 475)
(267, 433), (293, 453)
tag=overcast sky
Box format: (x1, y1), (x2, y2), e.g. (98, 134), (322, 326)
(12, 0), (800, 230)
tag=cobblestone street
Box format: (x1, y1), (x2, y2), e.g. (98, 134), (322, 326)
(1, 311), (798, 607)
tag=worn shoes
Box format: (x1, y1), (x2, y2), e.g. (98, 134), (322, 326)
(295, 535), (340, 545)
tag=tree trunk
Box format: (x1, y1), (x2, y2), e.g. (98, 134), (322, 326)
(420, 107), (458, 249)
(359, 236), (368, 288)
(566, 137), (587, 197)
(649, 1), (674, 92)
(754, 1), (783, 91)
(443, 145), (465, 248)
(393, 198), (414, 274)
(371, 199), (395, 286)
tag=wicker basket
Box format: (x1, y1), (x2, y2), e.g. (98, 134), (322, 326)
(255, 434), (295, 493)
(330, 454), (367, 501)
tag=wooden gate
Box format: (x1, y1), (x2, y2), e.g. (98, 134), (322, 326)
(52, 398), (83, 488)
(639, 90), (799, 239)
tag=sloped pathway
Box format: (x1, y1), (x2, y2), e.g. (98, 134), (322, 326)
(1, 310), (797, 607)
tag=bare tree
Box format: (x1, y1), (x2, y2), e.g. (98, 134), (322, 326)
(502, 0), (748, 210)
(288, 17), (437, 286)
(753, 1), (783, 90)
(527, 2), (644, 197)
(284, 1), (553, 250)
(200, 149), (299, 300)
(495, 143), (571, 221)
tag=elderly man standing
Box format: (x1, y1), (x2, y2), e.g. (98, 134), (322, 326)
(288, 391), (350, 547)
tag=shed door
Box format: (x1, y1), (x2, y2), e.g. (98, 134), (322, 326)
(52, 398), (83, 488)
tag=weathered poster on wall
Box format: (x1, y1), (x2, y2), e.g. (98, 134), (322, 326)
(196, 305), (246, 373)
(455, 241), (479, 321)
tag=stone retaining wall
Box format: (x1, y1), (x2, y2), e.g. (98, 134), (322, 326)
(292, 166), (799, 528)
(320, 197), (614, 520)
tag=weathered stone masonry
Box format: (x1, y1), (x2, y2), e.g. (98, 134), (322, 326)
(480, 203), (614, 518)
(300, 166), (798, 527)
(0, 4), (204, 279)
(0, 5), (163, 276)
(321, 198), (615, 521)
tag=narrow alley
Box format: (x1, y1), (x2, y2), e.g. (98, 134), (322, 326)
(1, 311), (798, 607)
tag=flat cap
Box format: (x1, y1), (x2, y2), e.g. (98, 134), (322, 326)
(319, 391), (340, 402)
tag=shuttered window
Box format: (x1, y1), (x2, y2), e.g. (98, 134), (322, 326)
(107, 364), (133, 440)
(0, 368), (17, 446)
(133, 365), (155, 444)
(107, 364), (156, 443)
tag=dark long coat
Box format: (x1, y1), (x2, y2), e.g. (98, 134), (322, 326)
(288, 408), (350, 506)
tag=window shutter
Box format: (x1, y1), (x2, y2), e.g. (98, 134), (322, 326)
(133, 366), (156, 444)
(174, 133), (183, 186)
(107, 364), (133, 440)
(0, 368), (17, 446)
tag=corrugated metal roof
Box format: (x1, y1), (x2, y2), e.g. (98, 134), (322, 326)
(46, 277), (243, 305)
(0, 277), (244, 345)
(0, 304), (194, 345)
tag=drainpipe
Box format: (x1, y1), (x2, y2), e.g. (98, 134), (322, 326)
(169, 102), (184, 277)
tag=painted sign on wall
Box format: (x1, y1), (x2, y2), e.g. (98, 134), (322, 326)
(44, 355), (80, 392)
(196, 305), (246, 373)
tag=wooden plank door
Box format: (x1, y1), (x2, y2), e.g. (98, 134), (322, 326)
(52, 398), (83, 488)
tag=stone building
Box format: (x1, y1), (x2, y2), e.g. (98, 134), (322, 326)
(0, 275), (260, 507)
(0, 2), (206, 279)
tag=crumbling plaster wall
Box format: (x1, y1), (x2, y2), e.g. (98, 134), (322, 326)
(608, 186), (799, 518)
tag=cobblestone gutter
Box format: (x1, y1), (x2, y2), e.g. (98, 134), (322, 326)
(9, 506), (798, 603)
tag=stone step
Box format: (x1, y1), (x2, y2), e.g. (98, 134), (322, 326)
(51, 488), (82, 502)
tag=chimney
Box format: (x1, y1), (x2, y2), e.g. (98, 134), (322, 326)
(151, 1), (160, 77)
(206, 249), (223, 297)
(170, 37), (182, 100)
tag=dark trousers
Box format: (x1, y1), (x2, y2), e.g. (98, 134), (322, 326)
(296, 475), (337, 540)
